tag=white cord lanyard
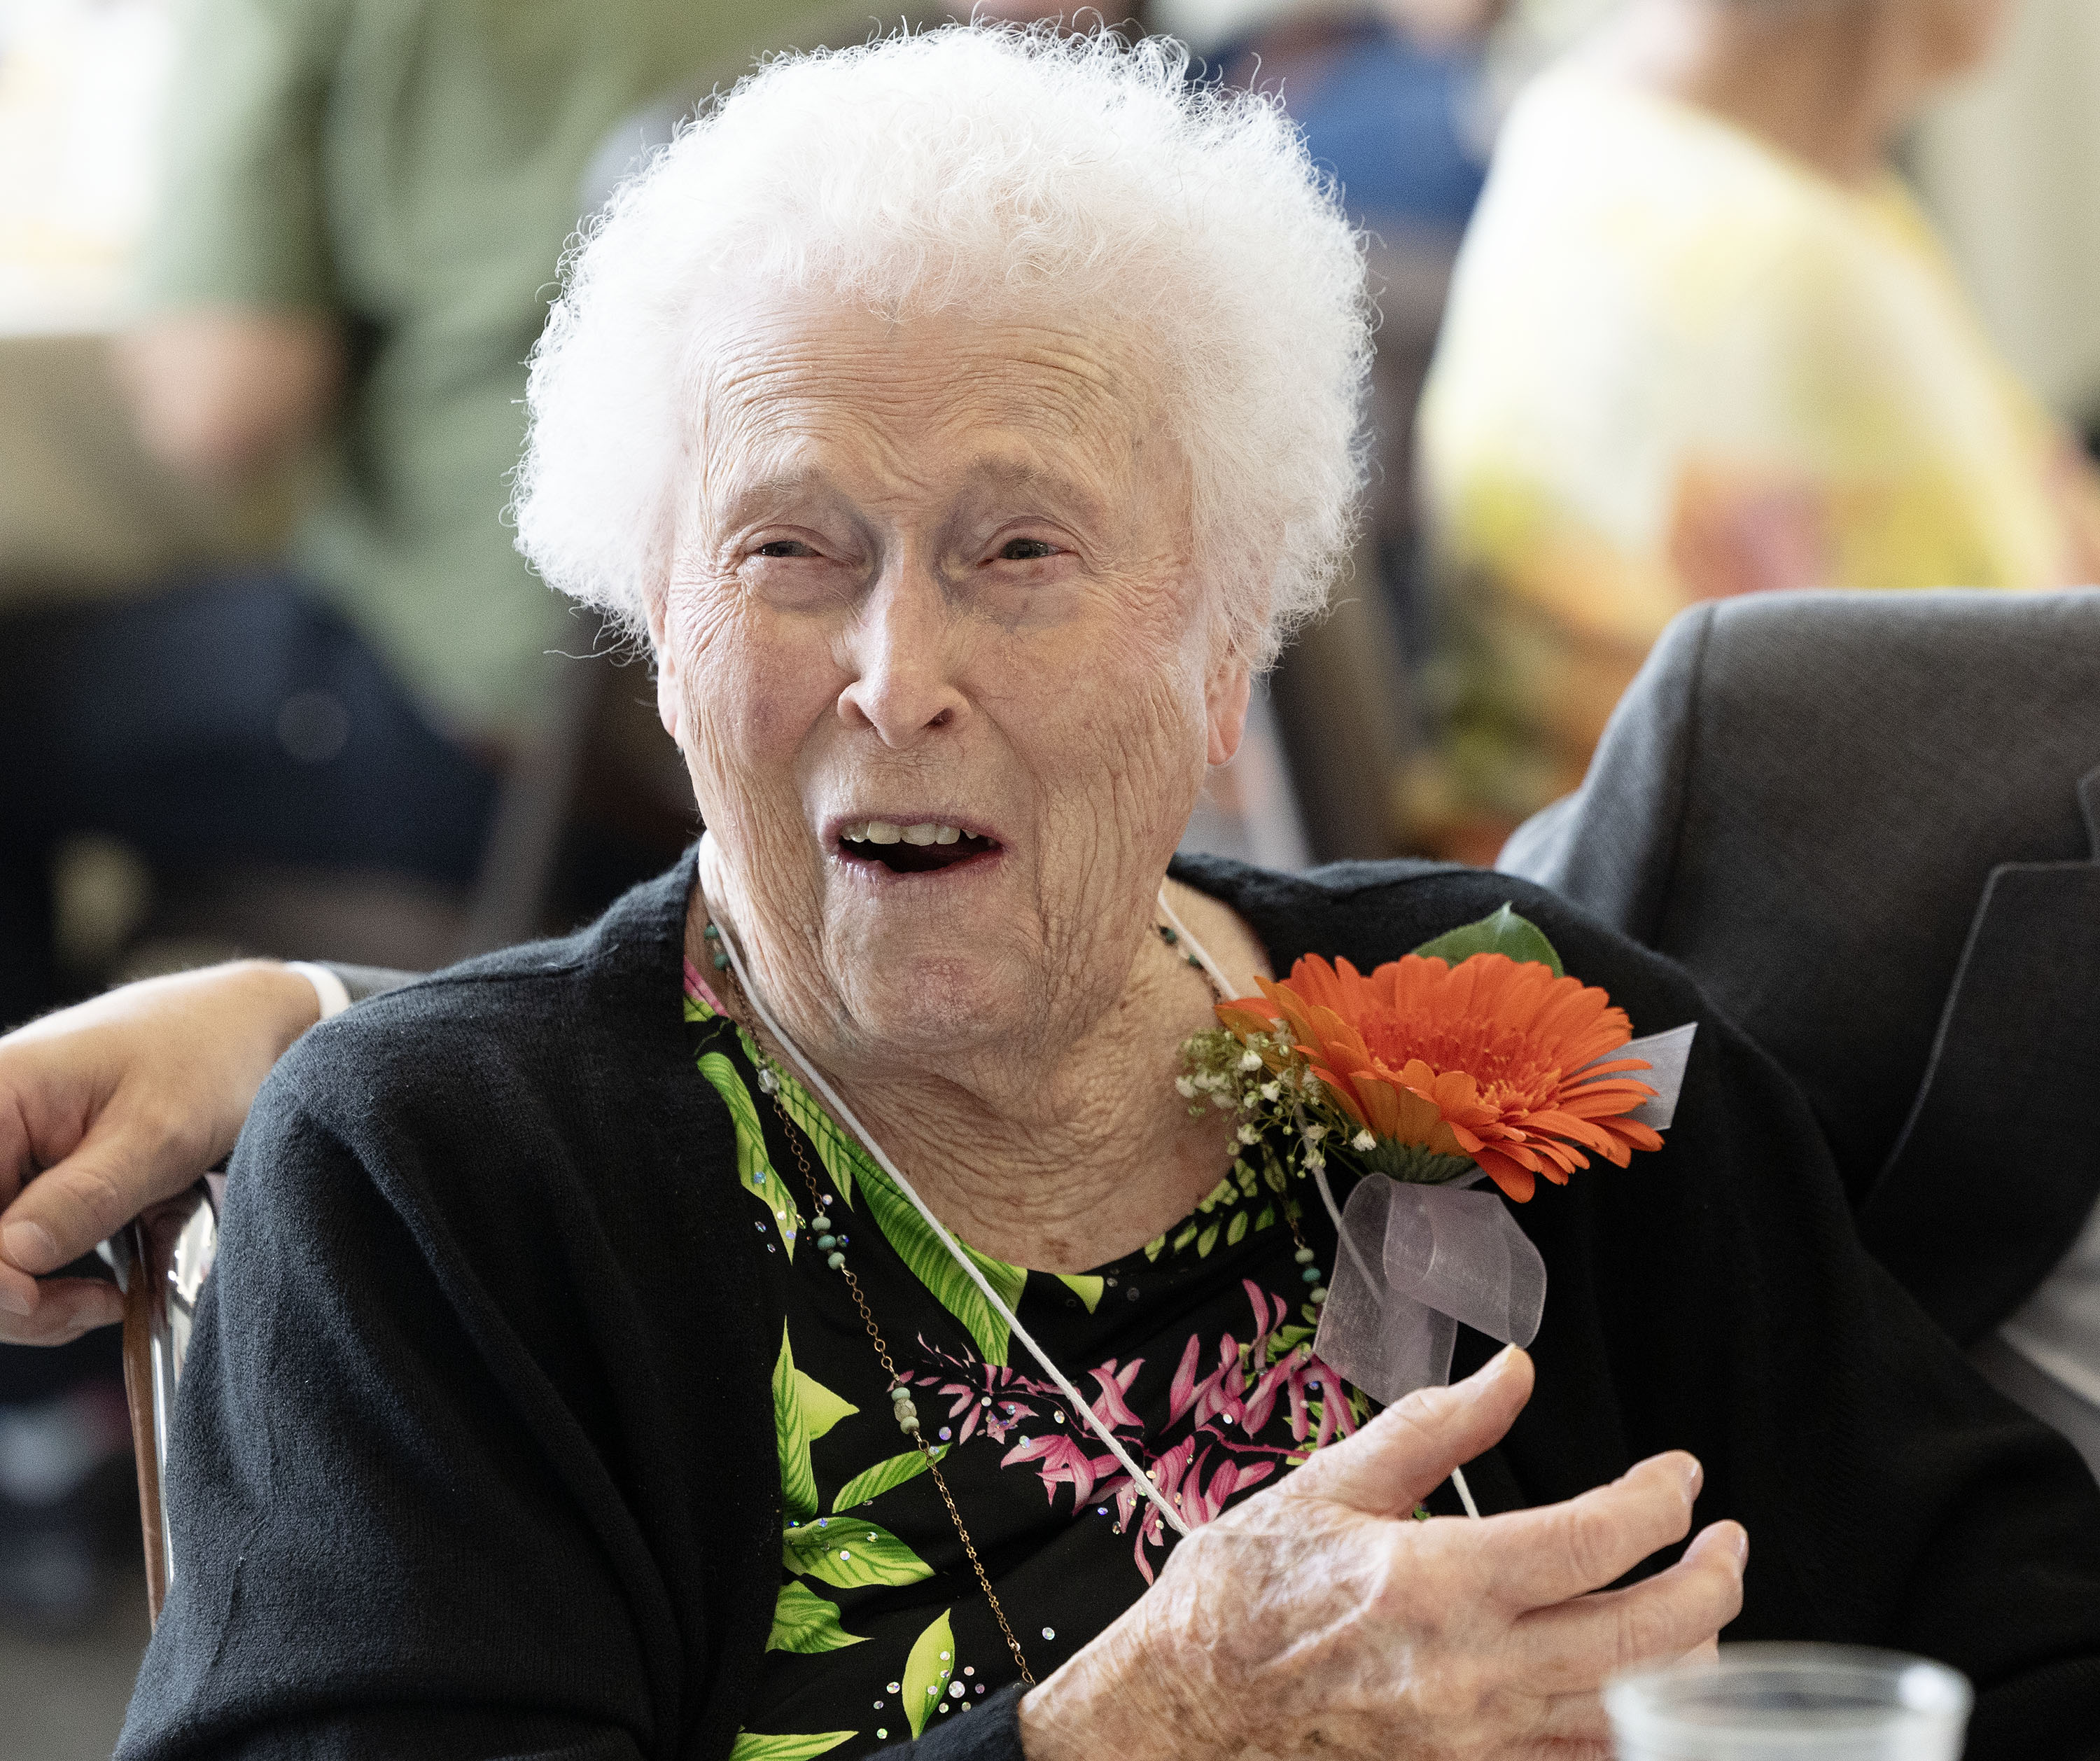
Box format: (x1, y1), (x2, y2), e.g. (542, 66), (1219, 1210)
(704, 854), (1196, 1540)
(1156, 882), (1484, 1519)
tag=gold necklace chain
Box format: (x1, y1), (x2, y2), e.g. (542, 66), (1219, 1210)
(759, 1078), (1038, 1686)
(699, 900), (1336, 1693)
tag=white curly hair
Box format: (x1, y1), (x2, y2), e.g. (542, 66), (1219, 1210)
(513, 23), (1371, 669)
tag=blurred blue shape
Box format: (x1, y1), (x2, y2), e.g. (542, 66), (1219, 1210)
(1212, 20), (1490, 231)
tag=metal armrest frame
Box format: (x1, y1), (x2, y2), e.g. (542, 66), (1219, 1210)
(107, 1181), (219, 1627)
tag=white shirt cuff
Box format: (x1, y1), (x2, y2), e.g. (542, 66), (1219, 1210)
(286, 961), (353, 1022)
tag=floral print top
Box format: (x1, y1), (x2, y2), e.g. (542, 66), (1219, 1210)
(685, 969), (1368, 1761)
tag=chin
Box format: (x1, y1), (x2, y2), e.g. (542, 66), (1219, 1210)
(840, 950), (1037, 1057)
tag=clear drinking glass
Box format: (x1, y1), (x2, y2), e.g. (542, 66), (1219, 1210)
(1605, 1644), (1972, 1761)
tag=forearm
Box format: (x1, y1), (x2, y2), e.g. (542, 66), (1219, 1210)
(2, 960), (331, 1335)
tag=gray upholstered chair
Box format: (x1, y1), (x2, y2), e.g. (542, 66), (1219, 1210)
(1499, 587), (2100, 1472)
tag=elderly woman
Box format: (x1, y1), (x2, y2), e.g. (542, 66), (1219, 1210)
(4, 25), (2100, 1761)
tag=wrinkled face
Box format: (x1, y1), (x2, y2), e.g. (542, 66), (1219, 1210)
(652, 299), (1251, 1071)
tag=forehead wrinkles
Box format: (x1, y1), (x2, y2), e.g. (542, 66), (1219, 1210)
(687, 311), (1154, 507)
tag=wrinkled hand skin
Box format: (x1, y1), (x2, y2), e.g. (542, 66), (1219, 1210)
(0, 961), (319, 1344)
(1019, 1349), (1746, 1761)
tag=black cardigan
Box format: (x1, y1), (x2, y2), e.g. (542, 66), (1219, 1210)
(119, 854), (2100, 1760)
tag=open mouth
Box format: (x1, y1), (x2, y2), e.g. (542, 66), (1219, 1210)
(837, 820), (1001, 875)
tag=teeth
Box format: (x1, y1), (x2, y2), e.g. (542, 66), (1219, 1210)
(842, 820), (972, 849)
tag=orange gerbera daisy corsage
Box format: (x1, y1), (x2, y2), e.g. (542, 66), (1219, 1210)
(1216, 949), (1662, 1204)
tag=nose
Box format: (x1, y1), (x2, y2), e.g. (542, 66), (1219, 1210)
(834, 564), (969, 748)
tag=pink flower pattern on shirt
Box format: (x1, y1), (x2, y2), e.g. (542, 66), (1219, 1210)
(905, 1278), (1363, 1582)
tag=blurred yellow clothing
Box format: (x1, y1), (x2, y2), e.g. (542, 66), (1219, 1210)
(1416, 63), (2100, 839)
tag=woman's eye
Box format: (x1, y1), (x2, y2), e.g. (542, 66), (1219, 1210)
(755, 540), (817, 559)
(997, 538), (1058, 562)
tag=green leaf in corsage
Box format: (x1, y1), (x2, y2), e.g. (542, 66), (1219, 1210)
(1408, 902), (1564, 977)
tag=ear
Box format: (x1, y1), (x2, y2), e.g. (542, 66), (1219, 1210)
(645, 586), (682, 743)
(1205, 663), (1252, 767)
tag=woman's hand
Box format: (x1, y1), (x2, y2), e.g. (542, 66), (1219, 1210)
(1020, 1347), (1746, 1761)
(0, 962), (320, 1344)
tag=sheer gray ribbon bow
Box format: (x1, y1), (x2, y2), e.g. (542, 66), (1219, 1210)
(1312, 1023), (1698, 1407)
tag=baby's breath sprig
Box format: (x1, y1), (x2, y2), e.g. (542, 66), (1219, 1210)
(1179, 1020), (1476, 1192)
(1178, 1025), (1359, 1179)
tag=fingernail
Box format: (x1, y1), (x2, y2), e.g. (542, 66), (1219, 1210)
(1, 1220), (58, 1274)
(1684, 1458), (1704, 1501)
(1729, 1526), (1749, 1568)
(1460, 1346), (1509, 1386)
(0, 1278), (31, 1317)
(69, 1291), (123, 1329)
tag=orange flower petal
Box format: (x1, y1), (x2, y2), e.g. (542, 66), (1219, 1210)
(1474, 1150), (1536, 1203)
(1246, 941), (1669, 1202)
(1215, 1003), (1278, 1040)
(1348, 1071), (1406, 1139)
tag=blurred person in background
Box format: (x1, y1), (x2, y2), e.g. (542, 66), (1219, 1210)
(1155, 0), (1508, 858)
(0, 0), (832, 1631)
(1174, 0), (1509, 232)
(1410, 0), (2100, 861)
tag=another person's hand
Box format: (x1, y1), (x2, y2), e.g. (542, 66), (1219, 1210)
(116, 308), (344, 486)
(1021, 1347), (1746, 1760)
(2045, 432), (2100, 587)
(0, 963), (320, 1344)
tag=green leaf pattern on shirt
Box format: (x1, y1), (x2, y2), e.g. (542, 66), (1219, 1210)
(690, 994), (1024, 1750)
(1053, 1273), (1104, 1312)
(767, 1580), (868, 1655)
(697, 1042), (803, 1259)
(902, 1608), (958, 1739)
(833, 1444), (948, 1512)
(797, 1369), (858, 1440)
(773, 1325), (858, 1523)
(741, 1022), (860, 1215)
(727, 1732), (855, 1760)
(698, 994), (1030, 1363)
(774, 1327), (818, 1523)
(783, 1518), (934, 1592)
(1144, 1157), (1287, 1264)
(853, 1162), (1028, 1366)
